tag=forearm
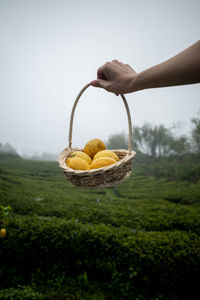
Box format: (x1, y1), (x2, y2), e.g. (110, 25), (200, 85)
(134, 41), (200, 92)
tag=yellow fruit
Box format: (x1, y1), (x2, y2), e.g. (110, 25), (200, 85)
(0, 228), (6, 238)
(89, 157), (116, 169)
(84, 138), (106, 158)
(93, 150), (119, 162)
(67, 151), (92, 165)
(66, 157), (89, 170)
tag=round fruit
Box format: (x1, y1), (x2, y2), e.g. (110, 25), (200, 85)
(93, 150), (119, 162)
(84, 139), (106, 158)
(66, 157), (89, 170)
(89, 157), (116, 169)
(0, 228), (6, 238)
(67, 151), (92, 165)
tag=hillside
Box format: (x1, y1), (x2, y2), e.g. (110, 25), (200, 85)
(0, 154), (200, 299)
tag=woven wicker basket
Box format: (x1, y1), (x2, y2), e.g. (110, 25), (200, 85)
(58, 83), (136, 189)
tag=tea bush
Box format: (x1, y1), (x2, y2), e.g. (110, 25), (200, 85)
(0, 286), (43, 300)
(1, 214), (200, 299)
(0, 155), (200, 299)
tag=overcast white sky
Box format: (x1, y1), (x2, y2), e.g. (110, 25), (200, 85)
(0, 0), (199, 156)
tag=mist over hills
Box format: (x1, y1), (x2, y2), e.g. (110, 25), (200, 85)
(0, 142), (18, 155)
(1, 113), (199, 162)
(0, 142), (57, 161)
(23, 152), (57, 161)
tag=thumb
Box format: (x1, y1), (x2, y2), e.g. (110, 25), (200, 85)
(90, 79), (109, 89)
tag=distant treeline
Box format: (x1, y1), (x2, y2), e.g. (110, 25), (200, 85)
(106, 115), (200, 182)
(1, 114), (200, 163)
(23, 152), (57, 161)
(107, 115), (200, 157)
(0, 143), (19, 157)
(0, 143), (56, 161)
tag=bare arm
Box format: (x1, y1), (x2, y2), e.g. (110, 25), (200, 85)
(91, 41), (200, 95)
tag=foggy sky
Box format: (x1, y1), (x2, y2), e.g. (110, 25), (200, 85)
(0, 0), (200, 156)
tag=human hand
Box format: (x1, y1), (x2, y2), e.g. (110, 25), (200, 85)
(91, 60), (138, 95)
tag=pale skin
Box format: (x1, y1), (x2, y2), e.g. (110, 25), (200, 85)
(91, 40), (200, 95)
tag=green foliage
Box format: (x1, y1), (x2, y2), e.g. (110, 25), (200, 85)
(1, 214), (200, 299)
(106, 132), (128, 150)
(0, 205), (11, 222)
(0, 154), (200, 299)
(132, 123), (174, 157)
(107, 117), (200, 158)
(0, 142), (19, 157)
(191, 115), (200, 153)
(134, 152), (200, 182)
(170, 136), (191, 155)
(0, 286), (43, 300)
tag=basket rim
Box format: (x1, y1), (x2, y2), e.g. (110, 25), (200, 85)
(58, 148), (136, 176)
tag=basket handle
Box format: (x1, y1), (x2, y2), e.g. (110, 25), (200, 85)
(68, 83), (133, 154)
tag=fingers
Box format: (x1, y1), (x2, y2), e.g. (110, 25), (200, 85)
(125, 64), (135, 71)
(97, 60), (124, 79)
(91, 79), (118, 95)
(112, 60), (129, 68)
(91, 59), (136, 94)
(111, 59), (121, 65)
(97, 60), (116, 77)
(90, 79), (109, 89)
(97, 68), (107, 80)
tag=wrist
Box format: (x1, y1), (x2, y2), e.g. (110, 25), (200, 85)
(132, 68), (154, 92)
(130, 72), (142, 93)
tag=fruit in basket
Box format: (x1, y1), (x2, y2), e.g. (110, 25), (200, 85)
(84, 138), (106, 158)
(68, 151), (92, 165)
(93, 150), (119, 162)
(89, 157), (116, 169)
(66, 157), (89, 170)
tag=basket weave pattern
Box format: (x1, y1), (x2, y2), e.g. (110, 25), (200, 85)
(59, 148), (135, 188)
(58, 83), (136, 189)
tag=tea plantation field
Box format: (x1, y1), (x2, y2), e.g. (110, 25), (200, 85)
(0, 154), (200, 299)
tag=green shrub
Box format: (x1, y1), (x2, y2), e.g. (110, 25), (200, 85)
(1, 155), (200, 299)
(0, 285), (42, 300)
(1, 215), (200, 299)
